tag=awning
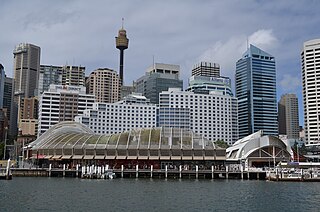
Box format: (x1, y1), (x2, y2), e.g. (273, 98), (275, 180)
(204, 156), (215, 161)
(193, 156), (204, 160)
(52, 155), (62, 160)
(127, 156), (138, 160)
(170, 156), (182, 160)
(181, 156), (193, 160)
(105, 155), (116, 160)
(44, 155), (53, 159)
(149, 156), (159, 160)
(160, 156), (170, 160)
(94, 155), (105, 160)
(138, 156), (148, 160)
(83, 155), (94, 160)
(215, 156), (226, 160)
(61, 155), (72, 159)
(72, 155), (84, 160)
(116, 156), (127, 160)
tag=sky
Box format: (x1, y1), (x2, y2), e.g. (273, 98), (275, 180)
(1, 0), (320, 126)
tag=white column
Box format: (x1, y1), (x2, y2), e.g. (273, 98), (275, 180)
(211, 165), (214, 179)
(196, 165), (199, 179)
(165, 165), (168, 178)
(136, 165), (139, 178)
(150, 165), (153, 178)
(121, 165), (124, 178)
(179, 165), (182, 179)
(63, 164), (66, 177)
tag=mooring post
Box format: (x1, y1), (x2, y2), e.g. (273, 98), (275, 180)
(240, 165), (244, 180)
(76, 164), (79, 178)
(196, 165), (199, 179)
(179, 165), (182, 179)
(121, 165), (124, 178)
(136, 165), (139, 178)
(150, 165), (153, 178)
(226, 165), (229, 179)
(63, 164), (66, 177)
(49, 164), (52, 177)
(165, 165), (168, 179)
(211, 165), (214, 179)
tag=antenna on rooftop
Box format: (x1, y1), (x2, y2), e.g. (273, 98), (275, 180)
(122, 18), (124, 29)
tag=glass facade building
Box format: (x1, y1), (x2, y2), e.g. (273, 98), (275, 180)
(235, 44), (277, 138)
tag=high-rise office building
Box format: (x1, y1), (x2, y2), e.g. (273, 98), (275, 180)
(135, 63), (183, 104)
(278, 94), (299, 139)
(86, 68), (120, 103)
(191, 61), (220, 77)
(3, 76), (14, 137)
(38, 85), (95, 137)
(62, 65), (85, 86)
(13, 43), (40, 137)
(13, 43), (41, 100)
(0, 64), (5, 108)
(235, 44), (277, 138)
(38, 65), (63, 96)
(301, 39), (320, 145)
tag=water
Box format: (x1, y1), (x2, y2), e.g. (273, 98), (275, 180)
(1, 177), (319, 212)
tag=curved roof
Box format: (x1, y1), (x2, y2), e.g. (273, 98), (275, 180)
(226, 131), (292, 160)
(30, 122), (218, 151)
(29, 121), (94, 149)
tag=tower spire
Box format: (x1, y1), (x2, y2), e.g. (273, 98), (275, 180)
(122, 17), (124, 29)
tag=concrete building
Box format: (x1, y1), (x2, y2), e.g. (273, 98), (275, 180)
(62, 65), (85, 86)
(0, 64), (5, 108)
(186, 75), (233, 96)
(38, 65), (63, 96)
(18, 97), (38, 136)
(135, 63), (183, 104)
(3, 76), (14, 136)
(159, 88), (238, 145)
(191, 61), (220, 77)
(301, 39), (320, 145)
(13, 43), (41, 99)
(75, 93), (157, 135)
(13, 43), (40, 137)
(235, 44), (277, 138)
(38, 85), (95, 137)
(86, 68), (120, 103)
(278, 94), (299, 139)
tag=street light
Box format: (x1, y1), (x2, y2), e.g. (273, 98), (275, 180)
(3, 127), (8, 160)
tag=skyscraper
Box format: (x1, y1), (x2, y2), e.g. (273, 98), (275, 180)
(115, 19), (129, 86)
(62, 65), (85, 86)
(278, 94), (299, 139)
(13, 43), (41, 100)
(235, 44), (277, 138)
(0, 64), (5, 108)
(13, 43), (40, 137)
(86, 68), (120, 103)
(301, 39), (320, 145)
(191, 61), (220, 77)
(134, 63), (183, 104)
(38, 65), (63, 96)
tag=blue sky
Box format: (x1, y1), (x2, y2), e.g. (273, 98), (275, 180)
(1, 0), (320, 126)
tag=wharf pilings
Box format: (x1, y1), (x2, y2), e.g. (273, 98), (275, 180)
(10, 167), (267, 180)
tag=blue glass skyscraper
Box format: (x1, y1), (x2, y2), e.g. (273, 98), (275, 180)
(235, 44), (278, 138)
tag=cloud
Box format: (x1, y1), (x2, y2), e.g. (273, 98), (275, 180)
(197, 29), (278, 80)
(279, 74), (301, 93)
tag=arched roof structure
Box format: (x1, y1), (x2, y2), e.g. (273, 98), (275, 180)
(29, 122), (225, 161)
(226, 131), (292, 162)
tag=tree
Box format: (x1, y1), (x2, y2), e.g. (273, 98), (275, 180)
(215, 139), (229, 148)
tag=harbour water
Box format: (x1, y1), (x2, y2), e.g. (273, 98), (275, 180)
(1, 177), (319, 211)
